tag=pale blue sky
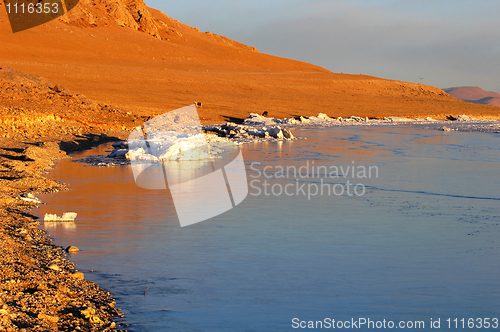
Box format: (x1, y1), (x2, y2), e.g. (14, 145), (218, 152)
(145, 0), (500, 93)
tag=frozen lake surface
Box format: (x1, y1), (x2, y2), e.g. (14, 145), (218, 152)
(37, 124), (500, 331)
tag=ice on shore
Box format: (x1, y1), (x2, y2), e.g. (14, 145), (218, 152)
(125, 131), (243, 162)
(128, 132), (212, 162)
(83, 112), (498, 167)
(18, 193), (41, 204)
(239, 112), (499, 134)
(435, 123), (500, 133)
(44, 212), (78, 222)
(203, 122), (295, 142)
(104, 122), (297, 164)
(242, 112), (372, 126)
(123, 104), (255, 163)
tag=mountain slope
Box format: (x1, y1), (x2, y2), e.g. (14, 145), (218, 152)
(0, 0), (498, 122)
(443, 86), (500, 107)
(57, 0), (258, 52)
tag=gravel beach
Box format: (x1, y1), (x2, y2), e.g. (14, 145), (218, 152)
(0, 69), (137, 331)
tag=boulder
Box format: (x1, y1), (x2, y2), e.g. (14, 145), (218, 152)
(48, 264), (60, 271)
(269, 126), (284, 139)
(52, 84), (67, 93)
(38, 314), (59, 323)
(108, 149), (128, 159)
(66, 246), (79, 253)
(282, 128), (294, 139)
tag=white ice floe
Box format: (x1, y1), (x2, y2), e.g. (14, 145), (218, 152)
(126, 132), (239, 162)
(149, 133), (212, 161)
(44, 212), (78, 222)
(19, 193), (41, 204)
(203, 122), (295, 143)
(101, 124), (296, 166)
(76, 133), (242, 166)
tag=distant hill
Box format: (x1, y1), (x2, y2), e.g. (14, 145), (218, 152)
(443, 86), (500, 107)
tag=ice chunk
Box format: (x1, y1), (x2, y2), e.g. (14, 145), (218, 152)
(44, 212), (78, 222)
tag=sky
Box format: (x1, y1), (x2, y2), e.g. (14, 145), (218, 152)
(145, 0), (500, 93)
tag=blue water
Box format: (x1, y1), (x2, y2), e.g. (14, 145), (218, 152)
(37, 125), (500, 331)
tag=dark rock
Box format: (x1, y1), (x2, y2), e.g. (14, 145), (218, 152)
(66, 246), (79, 253)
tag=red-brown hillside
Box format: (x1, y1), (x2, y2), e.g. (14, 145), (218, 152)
(0, 0), (498, 122)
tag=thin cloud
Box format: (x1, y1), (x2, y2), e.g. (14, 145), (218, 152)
(238, 2), (500, 91)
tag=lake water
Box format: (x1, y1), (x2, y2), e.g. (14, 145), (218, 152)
(36, 125), (500, 331)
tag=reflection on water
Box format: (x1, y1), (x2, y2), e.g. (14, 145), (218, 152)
(36, 126), (500, 332)
(43, 221), (77, 231)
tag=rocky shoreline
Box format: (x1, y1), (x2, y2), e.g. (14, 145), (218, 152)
(0, 66), (152, 331)
(0, 134), (130, 332)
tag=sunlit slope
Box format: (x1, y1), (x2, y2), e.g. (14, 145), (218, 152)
(0, 0), (497, 122)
